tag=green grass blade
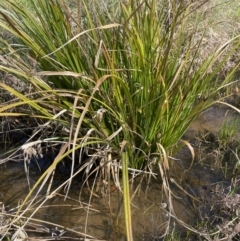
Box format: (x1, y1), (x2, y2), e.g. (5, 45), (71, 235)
(122, 145), (133, 241)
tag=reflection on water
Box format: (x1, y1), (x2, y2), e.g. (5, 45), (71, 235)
(0, 105), (239, 240)
(0, 162), (196, 240)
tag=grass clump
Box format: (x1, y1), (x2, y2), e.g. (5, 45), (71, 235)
(0, 0), (240, 239)
(218, 116), (240, 176)
(195, 111), (240, 180)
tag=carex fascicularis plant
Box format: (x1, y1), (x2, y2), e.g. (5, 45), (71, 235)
(0, 0), (240, 239)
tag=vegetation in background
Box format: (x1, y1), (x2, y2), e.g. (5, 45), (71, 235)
(0, 0), (239, 240)
(197, 114), (240, 177)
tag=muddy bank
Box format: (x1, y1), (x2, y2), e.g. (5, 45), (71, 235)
(184, 105), (240, 140)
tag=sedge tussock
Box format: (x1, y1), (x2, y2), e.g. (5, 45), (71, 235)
(0, 0), (239, 239)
